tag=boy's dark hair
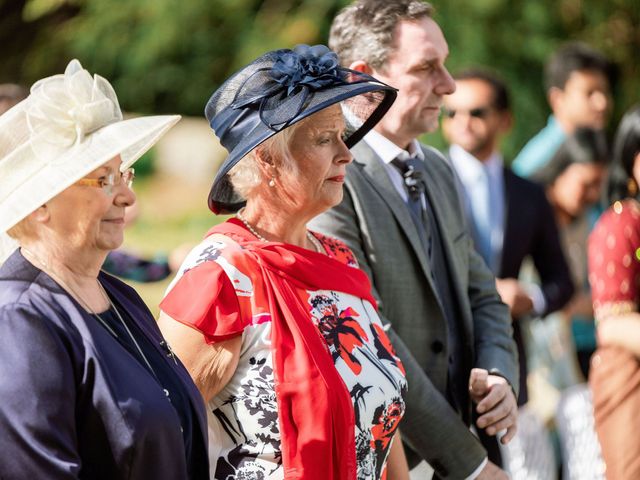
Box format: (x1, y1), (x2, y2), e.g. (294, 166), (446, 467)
(545, 42), (617, 92)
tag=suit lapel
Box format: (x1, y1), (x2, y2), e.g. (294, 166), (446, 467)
(351, 142), (434, 282)
(500, 168), (516, 274)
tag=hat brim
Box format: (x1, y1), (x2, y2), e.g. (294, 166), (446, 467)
(207, 80), (396, 214)
(0, 107), (180, 262)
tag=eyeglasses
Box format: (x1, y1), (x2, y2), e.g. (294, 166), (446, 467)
(76, 168), (135, 195)
(442, 107), (492, 120)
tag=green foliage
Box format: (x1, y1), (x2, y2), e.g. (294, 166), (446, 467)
(2, 0), (639, 159)
(133, 149), (155, 179)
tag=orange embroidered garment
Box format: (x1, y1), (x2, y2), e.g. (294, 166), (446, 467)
(588, 199), (640, 479)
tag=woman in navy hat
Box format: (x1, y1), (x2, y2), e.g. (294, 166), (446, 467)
(158, 45), (408, 479)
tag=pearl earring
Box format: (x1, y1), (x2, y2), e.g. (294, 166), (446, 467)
(268, 177), (275, 187)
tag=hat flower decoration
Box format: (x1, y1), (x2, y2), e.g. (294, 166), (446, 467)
(26, 60), (124, 163)
(271, 44), (342, 95)
(230, 45), (345, 131)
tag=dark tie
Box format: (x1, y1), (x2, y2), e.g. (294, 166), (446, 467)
(391, 156), (433, 259)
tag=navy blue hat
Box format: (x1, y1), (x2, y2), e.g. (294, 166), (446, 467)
(204, 44), (397, 214)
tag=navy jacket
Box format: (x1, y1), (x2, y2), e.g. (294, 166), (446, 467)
(0, 250), (209, 479)
(500, 169), (574, 404)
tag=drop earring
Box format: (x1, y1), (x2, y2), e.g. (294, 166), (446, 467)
(268, 177), (275, 187)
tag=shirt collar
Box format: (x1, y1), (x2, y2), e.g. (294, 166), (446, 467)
(449, 144), (503, 185)
(363, 129), (424, 164)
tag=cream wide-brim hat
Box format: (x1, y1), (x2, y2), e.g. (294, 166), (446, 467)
(0, 60), (180, 264)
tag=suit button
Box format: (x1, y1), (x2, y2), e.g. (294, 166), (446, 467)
(431, 340), (444, 353)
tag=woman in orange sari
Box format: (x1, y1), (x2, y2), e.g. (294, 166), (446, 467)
(588, 106), (640, 479)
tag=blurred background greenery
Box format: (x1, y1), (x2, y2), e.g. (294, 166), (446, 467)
(2, 0), (638, 309)
(3, 0), (639, 155)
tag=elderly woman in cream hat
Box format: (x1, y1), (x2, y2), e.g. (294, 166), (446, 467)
(158, 45), (409, 479)
(0, 60), (209, 479)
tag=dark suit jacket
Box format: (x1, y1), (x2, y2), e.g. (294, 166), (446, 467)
(0, 250), (209, 479)
(311, 141), (518, 479)
(499, 168), (574, 404)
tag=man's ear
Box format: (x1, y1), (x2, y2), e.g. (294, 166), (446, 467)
(348, 61), (374, 75)
(548, 86), (563, 113)
(500, 111), (514, 133)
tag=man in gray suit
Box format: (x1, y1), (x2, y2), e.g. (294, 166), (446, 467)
(310, 1), (518, 478)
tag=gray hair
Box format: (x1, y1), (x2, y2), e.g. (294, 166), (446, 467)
(228, 122), (301, 199)
(329, 0), (434, 71)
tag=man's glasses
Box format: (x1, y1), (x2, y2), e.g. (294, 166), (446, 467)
(76, 168), (135, 196)
(443, 107), (492, 120)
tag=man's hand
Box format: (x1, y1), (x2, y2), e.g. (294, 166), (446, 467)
(468, 368), (518, 444)
(476, 460), (510, 480)
(495, 278), (534, 318)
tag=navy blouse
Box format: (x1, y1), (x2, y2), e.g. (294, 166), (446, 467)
(0, 250), (209, 479)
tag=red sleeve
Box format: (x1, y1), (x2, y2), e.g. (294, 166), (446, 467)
(588, 200), (640, 308)
(160, 261), (247, 343)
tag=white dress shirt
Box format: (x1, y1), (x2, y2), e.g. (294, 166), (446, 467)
(363, 130), (428, 209)
(449, 144), (546, 315)
(449, 144), (505, 273)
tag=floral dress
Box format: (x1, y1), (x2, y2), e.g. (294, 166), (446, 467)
(162, 227), (407, 480)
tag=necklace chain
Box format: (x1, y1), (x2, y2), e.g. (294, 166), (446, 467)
(21, 247), (172, 400)
(236, 208), (324, 254)
(95, 281), (162, 385)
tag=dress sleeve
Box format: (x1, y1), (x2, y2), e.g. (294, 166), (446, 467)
(160, 251), (247, 344)
(312, 232), (359, 268)
(588, 201), (640, 318)
(0, 305), (81, 479)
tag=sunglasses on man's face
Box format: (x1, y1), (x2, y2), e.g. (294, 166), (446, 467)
(442, 107), (492, 120)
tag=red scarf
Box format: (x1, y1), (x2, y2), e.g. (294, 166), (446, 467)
(211, 220), (378, 479)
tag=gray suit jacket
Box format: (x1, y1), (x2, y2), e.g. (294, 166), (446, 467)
(310, 141), (518, 478)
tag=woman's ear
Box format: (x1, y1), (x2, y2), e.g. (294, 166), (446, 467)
(253, 145), (277, 185)
(254, 144), (274, 166)
(30, 204), (50, 224)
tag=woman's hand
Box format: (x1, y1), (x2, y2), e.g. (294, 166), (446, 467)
(157, 312), (242, 402)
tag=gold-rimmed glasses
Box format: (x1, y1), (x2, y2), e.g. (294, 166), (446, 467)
(76, 168), (135, 196)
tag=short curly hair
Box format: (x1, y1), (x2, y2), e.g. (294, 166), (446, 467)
(227, 121), (301, 199)
(329, 0), (434, 71)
